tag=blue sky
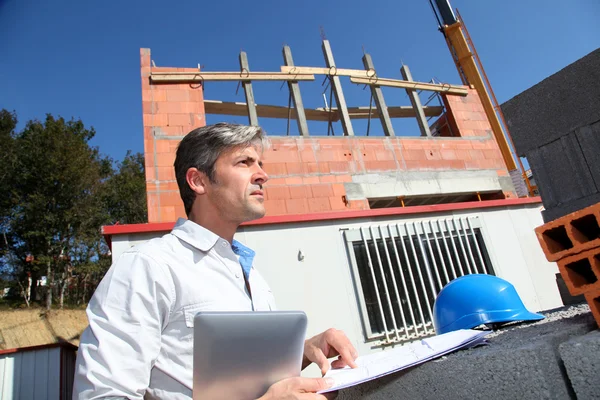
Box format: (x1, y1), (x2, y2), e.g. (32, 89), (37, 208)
(1, 0), (599, 163)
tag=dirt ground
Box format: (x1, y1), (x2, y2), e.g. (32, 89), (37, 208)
(0, 308), (88, 350)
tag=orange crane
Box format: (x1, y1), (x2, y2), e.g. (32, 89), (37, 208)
(430, 0), (534, 196)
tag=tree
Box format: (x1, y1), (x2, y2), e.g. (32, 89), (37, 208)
(3, 113), (112, 310)
(103, 151), (147, 225)
(0, 109), (149, 309)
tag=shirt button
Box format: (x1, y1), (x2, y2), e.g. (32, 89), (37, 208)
(235, 273), (240, 278)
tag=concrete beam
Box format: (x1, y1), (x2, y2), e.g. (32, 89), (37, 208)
(343, 170), (504, 201)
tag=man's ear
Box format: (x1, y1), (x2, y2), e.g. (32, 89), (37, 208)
(186, 167), (208, 195)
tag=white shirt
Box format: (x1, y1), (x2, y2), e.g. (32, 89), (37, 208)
(73, 219), (276, 399)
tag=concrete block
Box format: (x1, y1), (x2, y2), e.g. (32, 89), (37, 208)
(559, 330), (600, 400)
(542, 193), (600, 224)
(501, 48), (600, 154)
(584, 287), (600, 328)
(557, 247), (600, 295)
(575, 120), (600, 189)
(528, 132), (597, 210)
(535, 201), (600, 261)
(337, 312), (596, 400)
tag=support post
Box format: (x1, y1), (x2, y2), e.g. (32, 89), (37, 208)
(282, 46), (309, 136)
(362, 53), (395, 136)
(321, 40), (354, 136)
(400, 65), (431, 137)
(239, 51), (259, 126)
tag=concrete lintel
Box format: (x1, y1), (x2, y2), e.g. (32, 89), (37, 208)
(344, 170), (503, 201)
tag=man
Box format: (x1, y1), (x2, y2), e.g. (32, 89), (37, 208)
(74, 123), (358, 399)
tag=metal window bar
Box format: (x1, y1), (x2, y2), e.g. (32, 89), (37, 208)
(344, 216), (495, 345)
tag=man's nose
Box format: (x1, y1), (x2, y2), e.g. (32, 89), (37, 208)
(253, 165), (268, 185)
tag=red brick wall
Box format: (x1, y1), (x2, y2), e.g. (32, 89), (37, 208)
(140, 49), (206, 223)
(140, 48), (512, 222)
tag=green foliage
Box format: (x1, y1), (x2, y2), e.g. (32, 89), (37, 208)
(0, 109), (148, 308)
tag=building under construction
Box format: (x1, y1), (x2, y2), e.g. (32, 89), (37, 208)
(105, 5), (563, 363)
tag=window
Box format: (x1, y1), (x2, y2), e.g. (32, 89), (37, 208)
(344, 216), (494, 345)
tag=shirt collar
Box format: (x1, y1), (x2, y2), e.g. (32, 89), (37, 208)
(171, 218), (220, 252)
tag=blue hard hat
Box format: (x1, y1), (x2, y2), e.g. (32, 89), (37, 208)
(433, 274), (544, 334)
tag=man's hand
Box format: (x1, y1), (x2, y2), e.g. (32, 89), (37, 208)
(303, 328), (358, 375)
(258, 377), (335, 399)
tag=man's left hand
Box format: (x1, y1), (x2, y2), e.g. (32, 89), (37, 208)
(302, 328), (358, 375)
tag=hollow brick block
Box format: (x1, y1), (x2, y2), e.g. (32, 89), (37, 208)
(583, 286), (600, 328)
(556, 247), (600, 295)
(535, 201), (600, 261)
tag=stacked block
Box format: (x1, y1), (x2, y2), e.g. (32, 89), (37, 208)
(535, 202), (600, 326)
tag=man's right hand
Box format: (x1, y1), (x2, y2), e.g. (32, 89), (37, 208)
(258, 376), (335, 399)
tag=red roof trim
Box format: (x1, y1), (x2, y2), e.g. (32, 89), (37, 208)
(0, 341), (78, 356)
(102, 197), (542, 236)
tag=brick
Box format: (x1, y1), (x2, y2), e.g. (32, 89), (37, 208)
(263, 149), (300, 163)
(335, 175), (353, 183)
(403, 150), (427, 161)
(168, 114), (192, 127)
(155, 140), (171, 154)
(143, 113), (168, 127)
(264, 199), (287, 216)
(557, 247), (600, 295)
(329, 161), (351, 174)
(157, 166), (175, 181)
(284, 177), (304, 185)
(302, 176), (320, 185)
(469, 149), (485, 160)
(265, 186), (290, 200)
(286, 162), (304, 175)
(584, 287), (600, 328)
(308, 197), (331, 213)
(348, 199), (369, 210)
(299, 149), (316, 163)
(310, 184), (334, 198)
(535, 202), (600, 261)
(145, 166), (156, 181)
(425, 150), (441, 160)
(166, 90), (189, 102)
(319, 175), (337, 184)
(160, 191), (182, 207)
(156, 152), (175, 167)
(364, 161), (397, 171)
(329, 196), (347, 211)
(264, 177), (286, 186)
(154, 126), (184, 136)
(152, 89), (168, 102)
(440, 149), (457, 160)
(332, 183), (346, 197)
(289, 186), (310, 199)
(262, 163), (287, 176)
(285, 198), (309, 214)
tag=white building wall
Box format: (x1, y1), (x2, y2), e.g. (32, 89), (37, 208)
(0, 347), (61, 400)
(110, 203), (561, 376)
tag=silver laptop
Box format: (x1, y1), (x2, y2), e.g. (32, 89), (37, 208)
(193, 311), (307, 400)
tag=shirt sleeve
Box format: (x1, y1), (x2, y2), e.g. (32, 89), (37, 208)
(73, 250), (174, 399)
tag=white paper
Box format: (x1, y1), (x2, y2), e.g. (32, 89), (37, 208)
(319, 329), (489, 393)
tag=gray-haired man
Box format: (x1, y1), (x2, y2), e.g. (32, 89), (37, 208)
(74, 123), (357, 399)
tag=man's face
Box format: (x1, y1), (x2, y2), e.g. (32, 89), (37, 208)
(205, 144), (268, 224)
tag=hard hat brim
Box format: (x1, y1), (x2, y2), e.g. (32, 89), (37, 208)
(436, 308), (545, 334)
